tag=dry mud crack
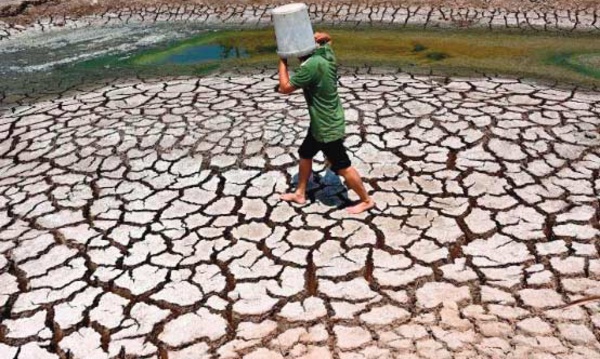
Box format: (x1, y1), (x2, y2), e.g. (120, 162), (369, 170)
(1, 1), (600, 42)
(0, 72), (599, 358)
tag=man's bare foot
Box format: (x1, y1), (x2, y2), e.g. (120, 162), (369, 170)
(346, 199), (375, 214)
(280, 192), (307, 205)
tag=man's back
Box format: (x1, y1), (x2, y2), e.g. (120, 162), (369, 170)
(290, 44), (345, 143)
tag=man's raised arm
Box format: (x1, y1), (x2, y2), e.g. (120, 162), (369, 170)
(278, 58), (297, 94)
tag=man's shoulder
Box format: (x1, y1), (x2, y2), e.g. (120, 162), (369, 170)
(301, 55), (322, 68)
(297, 55), (324, 77)
(306, 53), (332, 70)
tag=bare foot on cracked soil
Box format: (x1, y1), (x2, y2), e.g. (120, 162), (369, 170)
(346, 199), (376, 214)
(280, 192), (307, 205)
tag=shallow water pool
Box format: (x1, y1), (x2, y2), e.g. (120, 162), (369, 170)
(148, 44), (249, 65)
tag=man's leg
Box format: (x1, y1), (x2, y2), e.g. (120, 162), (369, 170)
(337, 167), (375, 214)
(324, 139), (375, 214)
(280, 158), (312, 204)
(281, 130), (319, 205)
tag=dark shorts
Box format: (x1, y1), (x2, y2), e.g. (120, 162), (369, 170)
(298, 130), (351, 174)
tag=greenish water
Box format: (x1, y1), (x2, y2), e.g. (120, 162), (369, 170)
(549, 52), (600, 79)
(2, 26), (600, 107)
(73, 28), (600, 87)
(71, 31), (272, 74)
(145, 44), (248, 65)
(126, 31), (275, 67)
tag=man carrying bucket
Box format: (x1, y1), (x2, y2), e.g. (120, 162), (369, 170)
(276, 31), (375, 214)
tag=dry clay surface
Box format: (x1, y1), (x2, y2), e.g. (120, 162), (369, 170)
(0, 71), (599, 358)
(1, 0), (600, 43)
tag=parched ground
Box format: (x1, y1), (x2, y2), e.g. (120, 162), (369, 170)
(1, 0), (600, 25)
(0, 71), (599, 358)
(2, 0), (600, 48)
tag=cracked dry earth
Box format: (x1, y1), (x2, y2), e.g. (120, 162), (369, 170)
(0, 71), (599, 359)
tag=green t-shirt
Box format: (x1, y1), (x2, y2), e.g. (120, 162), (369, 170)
(289, 44), (345, 143)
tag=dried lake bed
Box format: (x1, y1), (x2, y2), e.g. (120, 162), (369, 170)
(0, 2), (600, 359)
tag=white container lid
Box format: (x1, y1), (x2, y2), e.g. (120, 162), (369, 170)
(272, 3), (307, 15)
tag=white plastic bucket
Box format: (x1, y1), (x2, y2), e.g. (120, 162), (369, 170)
(272, 3), (317, 58)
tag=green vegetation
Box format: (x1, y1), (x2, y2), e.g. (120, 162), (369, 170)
(72, 27), (600, 87)
(412, 43), (427, 52)
(549, 52), (600, 80)
(426, 51), (449, 61)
